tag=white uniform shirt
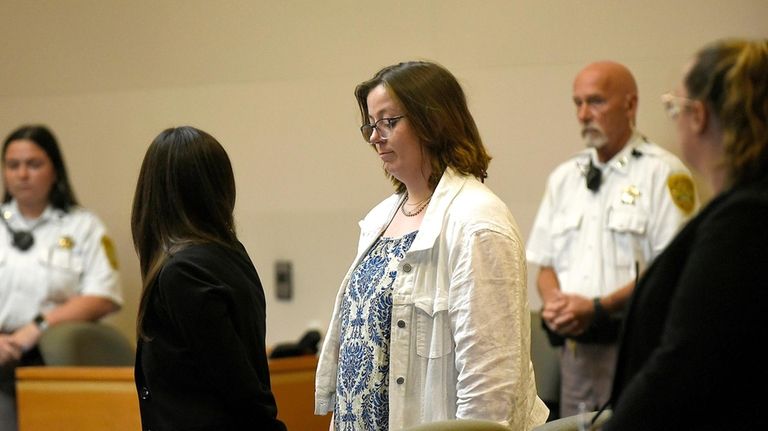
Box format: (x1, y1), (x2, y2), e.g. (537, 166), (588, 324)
(316, 167), (549, 430)
(527, 136), (696, 298)
(0, 200), (122, 332)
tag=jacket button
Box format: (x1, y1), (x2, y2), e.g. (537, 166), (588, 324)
(402, 263), (412, 272)
(140, 386), (151, 400)
(396, 377), (405, 384)
(397, 320), (406, 328)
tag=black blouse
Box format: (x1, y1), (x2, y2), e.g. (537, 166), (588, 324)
(135, 242), (286, 431)
(605, 176), (768, 430)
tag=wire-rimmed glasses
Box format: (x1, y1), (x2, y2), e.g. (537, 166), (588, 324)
(360, 115), (406, 142)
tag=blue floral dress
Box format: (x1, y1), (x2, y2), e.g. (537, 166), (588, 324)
(334, 231), (418, 431)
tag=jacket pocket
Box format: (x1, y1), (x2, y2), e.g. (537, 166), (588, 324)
(415, 307), (453, 359)
(607, 207), (647, 234)
(606, 207), (648, 267)
(40, 248), (84, 301)
(550, 212), (582, 270)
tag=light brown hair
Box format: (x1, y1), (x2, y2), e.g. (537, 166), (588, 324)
(355, 61), (491, 193)
(685, 39), (768, 186)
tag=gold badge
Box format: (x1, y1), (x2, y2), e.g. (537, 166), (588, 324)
(667, 174), (696, 215)
(101, 235), (119, 270)
(621, 185), (641, 205)
(58, 236), (75, 249)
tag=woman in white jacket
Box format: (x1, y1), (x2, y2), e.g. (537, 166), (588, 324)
(315, 61), (548, 430)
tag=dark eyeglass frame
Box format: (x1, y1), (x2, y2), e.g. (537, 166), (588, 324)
(360, 115), (406, 142)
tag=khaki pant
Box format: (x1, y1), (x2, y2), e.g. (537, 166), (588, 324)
(559, 340), (618, 417)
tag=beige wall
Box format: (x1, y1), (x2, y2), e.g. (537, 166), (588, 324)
(1, 0), (766, 345)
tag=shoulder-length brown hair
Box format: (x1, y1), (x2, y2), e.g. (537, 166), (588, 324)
(131, 126), (238, 339)
(355, 61), (491, 193)
(685, 39), (768, 187)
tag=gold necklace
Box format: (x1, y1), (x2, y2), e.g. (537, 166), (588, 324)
(401, 193), (432, 217)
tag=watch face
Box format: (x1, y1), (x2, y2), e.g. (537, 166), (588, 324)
(34, 314), (48, 331)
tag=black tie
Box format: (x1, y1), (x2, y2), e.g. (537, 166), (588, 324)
(586, 159), (602, 192)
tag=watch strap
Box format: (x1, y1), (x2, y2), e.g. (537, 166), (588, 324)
(33, 313), (49, 332)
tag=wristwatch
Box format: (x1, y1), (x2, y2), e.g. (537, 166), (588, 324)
(33, 313), (49, 332)
(593, 297), (608, 323)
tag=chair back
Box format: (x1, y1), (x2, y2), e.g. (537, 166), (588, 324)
(530, 310), (560, 405)
(532, 410), (612, 431)
(403, 419), (512, 430)
(38, 322), (135, 366)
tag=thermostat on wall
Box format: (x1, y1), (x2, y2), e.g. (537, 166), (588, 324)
(275, 260), (293, 301)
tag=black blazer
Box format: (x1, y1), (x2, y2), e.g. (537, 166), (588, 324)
(135, 242), (286, 431)
(604, 176), (768, 430)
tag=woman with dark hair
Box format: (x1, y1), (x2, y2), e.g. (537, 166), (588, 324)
(315, 61), (548, 430)
(603, 39), (768, 430)
(131, 126), (286, 431)
(0, 125), (122, 430)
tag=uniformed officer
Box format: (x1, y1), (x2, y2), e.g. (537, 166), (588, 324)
(0, 125), (122, 431)
(526, 61), (697, 418)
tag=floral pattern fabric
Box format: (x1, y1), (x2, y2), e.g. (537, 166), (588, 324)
(334, 231), (417, 431)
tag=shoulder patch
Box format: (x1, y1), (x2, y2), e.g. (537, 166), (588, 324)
(667, 174), (696, 215)
(101, 235), (119, 270)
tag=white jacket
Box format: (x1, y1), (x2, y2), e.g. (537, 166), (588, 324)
(315, 167), (549, 430)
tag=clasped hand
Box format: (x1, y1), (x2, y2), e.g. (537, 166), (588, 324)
(541, 292), (595, 337)
(0, 323), (42, 366)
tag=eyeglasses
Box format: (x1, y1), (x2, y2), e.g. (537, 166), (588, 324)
(360, 115), (406, 142)
(661, 93), (694, 119)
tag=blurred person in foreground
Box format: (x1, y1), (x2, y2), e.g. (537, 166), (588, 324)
(314, 61), (548, 430)
(604, 38), (768, 430)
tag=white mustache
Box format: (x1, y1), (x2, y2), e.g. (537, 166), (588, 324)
(581, 126), (604, 137)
